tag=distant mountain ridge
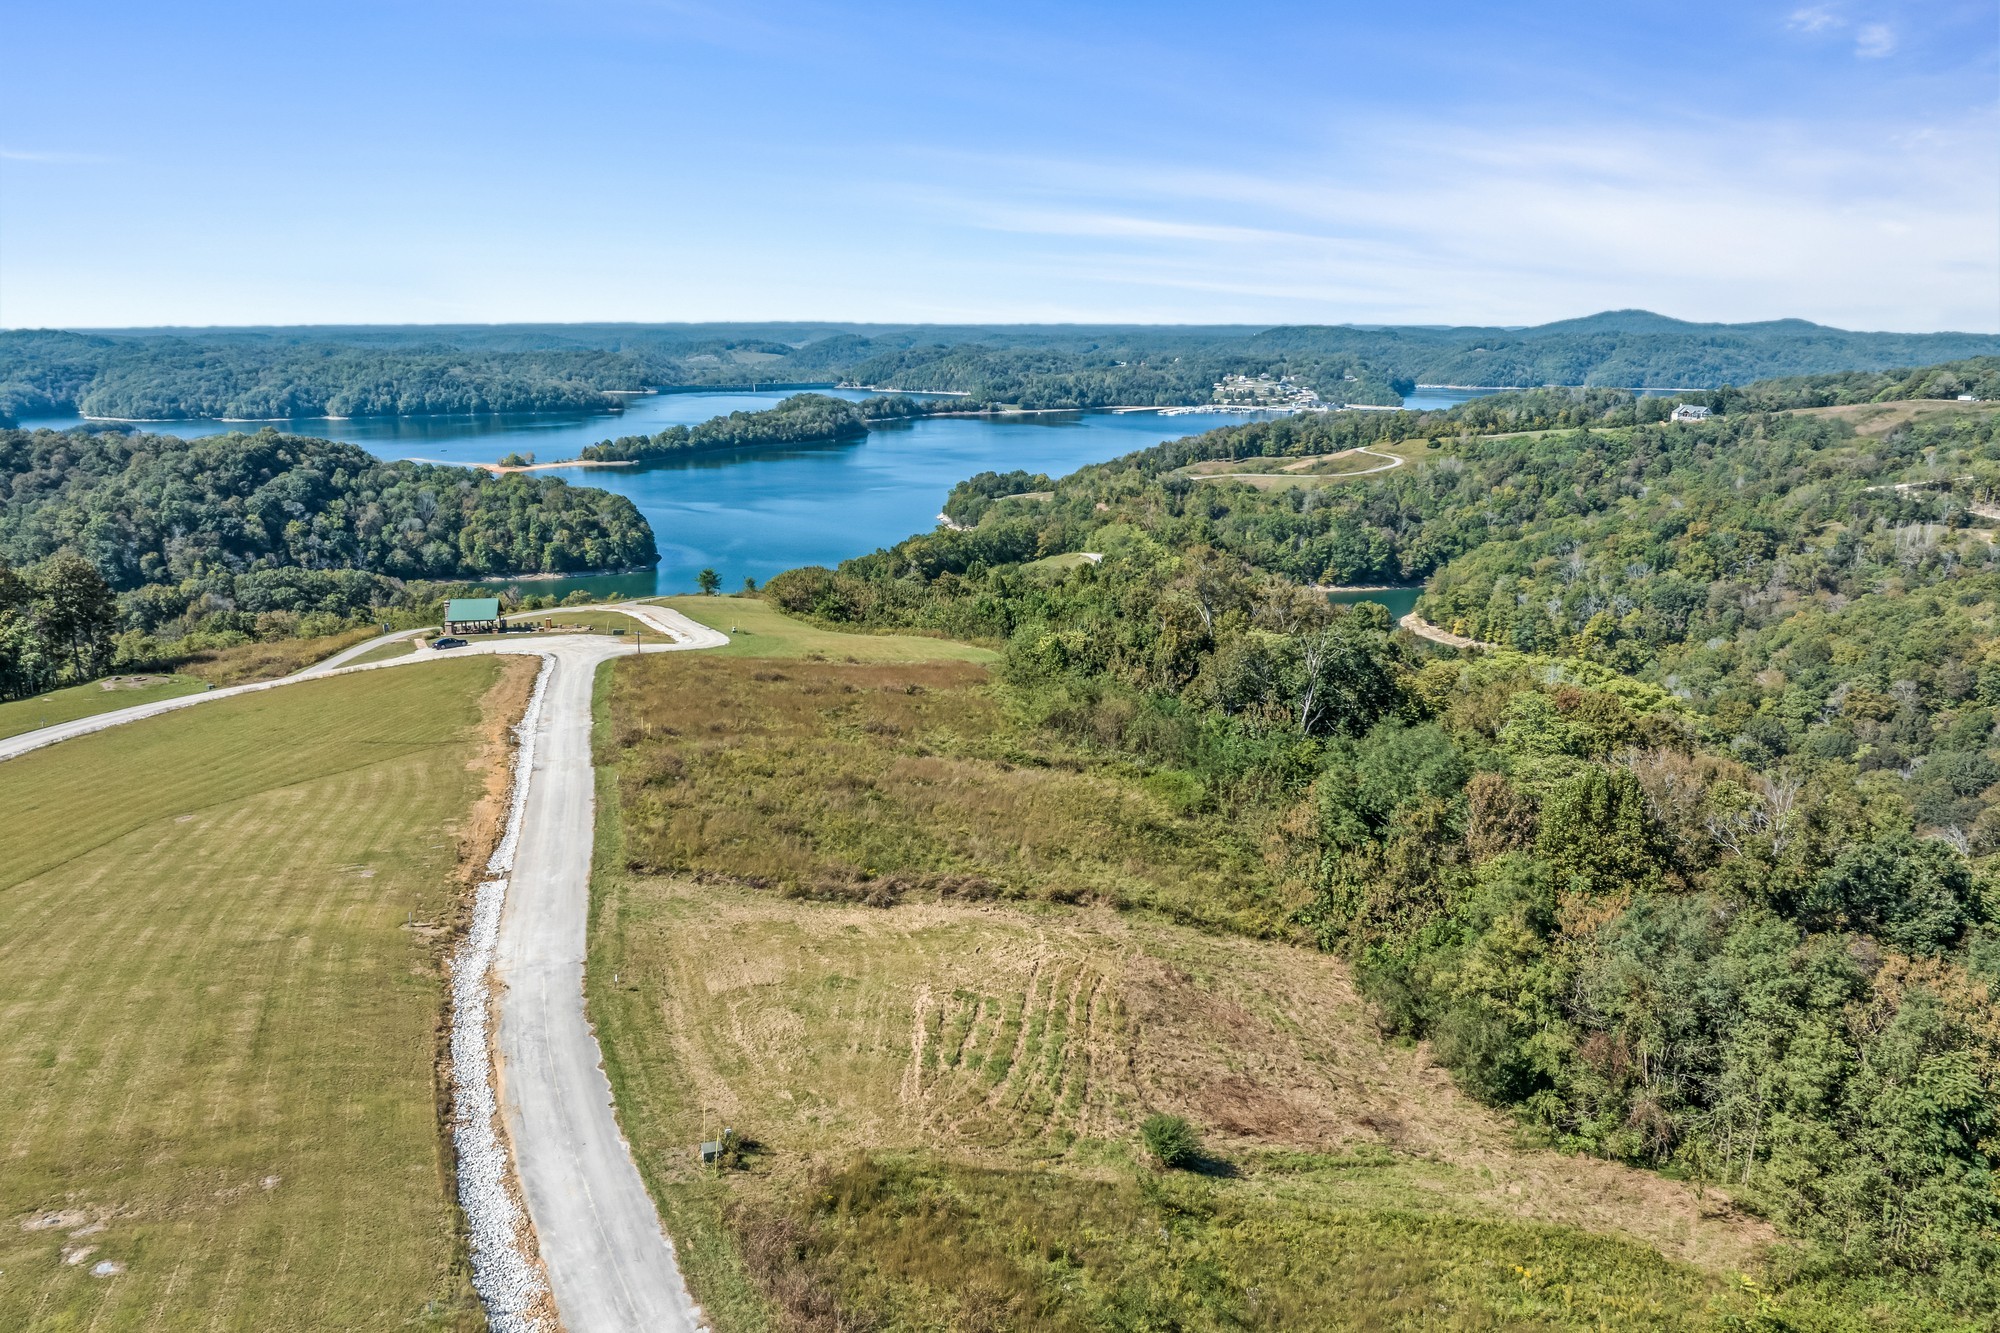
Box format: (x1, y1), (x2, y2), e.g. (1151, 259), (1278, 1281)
(4, 313), (1995, 421)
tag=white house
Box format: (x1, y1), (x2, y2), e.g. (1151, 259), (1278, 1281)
(1670, 404), (1711, 423)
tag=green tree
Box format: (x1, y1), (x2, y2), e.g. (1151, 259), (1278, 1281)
(697, 568), (721, 596)
(31, 552), (117, 683)
(0, 561), (39, 699)
(1535, 766), (1661, 897)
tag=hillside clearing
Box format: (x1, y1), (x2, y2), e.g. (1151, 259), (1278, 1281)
(656, 594), (998, 663)
(0, 656), (532, 1331)
(580, 655), (1875, 1331)
(1791, 398), (2000, 436)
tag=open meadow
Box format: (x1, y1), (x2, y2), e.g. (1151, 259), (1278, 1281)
(584, 649), (1945, 1331)
(656, 595), (999, 663)
(0, 656), (533, 1331)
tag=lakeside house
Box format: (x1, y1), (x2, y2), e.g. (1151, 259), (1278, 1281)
(1670, 404), (1711, 423)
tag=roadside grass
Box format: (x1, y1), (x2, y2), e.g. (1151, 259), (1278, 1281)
(501, 608), (651, 636)
(169, 626), (379, 687)
(0, 657), (525, 1332)
(0, 675), (207, 742)
(346, 635), (428, 666)
(581, 656), (1974, 1331)
(655, 594), (998, 663)
(604, 656), (1279, 933)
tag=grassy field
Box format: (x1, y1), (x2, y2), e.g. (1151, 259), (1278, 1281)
(347, 635), (428, 666)
(603, 656), (1279, 932)
(1790, 398), (2000, 437)
(0, 656), (532, 1331)
(1179, 438), (1435, 490)
(0, 631), (382, 740)
(502, 608), (652, 636)
(581, 654), (1968, 1331)
(657, 595), (998, 663)
(1021, 551), (1102, 573)
(169, 626), (380, 687)
(0, 675), (208, 742)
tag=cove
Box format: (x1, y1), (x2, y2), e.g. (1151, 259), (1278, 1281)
(16, 392), (1267, 595)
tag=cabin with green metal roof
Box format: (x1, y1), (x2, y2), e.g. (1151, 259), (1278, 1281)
(442, 597), (502, 634)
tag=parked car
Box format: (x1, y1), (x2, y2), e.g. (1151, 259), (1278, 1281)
(432, 636), (468, 649)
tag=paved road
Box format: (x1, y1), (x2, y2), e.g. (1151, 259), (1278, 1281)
(490, 643), (708, 1331)
(0, 601), (729, 1333)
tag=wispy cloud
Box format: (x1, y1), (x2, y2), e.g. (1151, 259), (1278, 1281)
(1854, 22), (1896, 56)
(886, 108), (2000, 329)
(1788, 5), (1843, 33)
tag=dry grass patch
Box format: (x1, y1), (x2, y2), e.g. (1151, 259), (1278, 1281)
(0, 657), (528, 1331)
(1792, 398), (2000, 437)
(598, 879), (1771, 1274)
(170, 626), (378, 686)
(605, 655), (1281, 933)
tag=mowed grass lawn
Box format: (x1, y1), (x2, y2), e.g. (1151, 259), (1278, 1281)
(0, 657), (521, 1331)
(0, 676), (208, 743)
(0, 631), (383, 743)
(656, 594), (998, 663)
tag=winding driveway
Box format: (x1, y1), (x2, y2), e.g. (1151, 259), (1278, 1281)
(0, 601), (726, 1332)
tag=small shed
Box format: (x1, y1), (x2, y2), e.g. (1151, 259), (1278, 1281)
(1669, 404), (1711, 423)
(443, 597), (502, 634)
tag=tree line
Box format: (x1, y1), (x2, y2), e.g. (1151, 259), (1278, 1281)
(0, 330), (652, 422)
(8, 319), (1992, 426)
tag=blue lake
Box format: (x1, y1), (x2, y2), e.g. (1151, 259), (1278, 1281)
(16, 393), (1268, 595)
(1321, 586), (1422, 621)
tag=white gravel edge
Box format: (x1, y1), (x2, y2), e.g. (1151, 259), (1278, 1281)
(450, 653), (556, 1331)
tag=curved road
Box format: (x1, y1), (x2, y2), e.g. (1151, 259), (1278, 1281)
(0, 601), (725, 1332)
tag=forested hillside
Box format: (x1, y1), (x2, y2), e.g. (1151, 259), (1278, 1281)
(0, 425), (657, 698)
(0, 330), (650, 421)
(754, 366), (2000, 1316)
(577, 392), (952, 462)
(6, 315), (1994, 423)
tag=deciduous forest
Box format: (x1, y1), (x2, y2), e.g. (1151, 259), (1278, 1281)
(757, 360), (2000, 1315)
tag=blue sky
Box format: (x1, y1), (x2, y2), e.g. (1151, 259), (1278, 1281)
(3, 0), (1995, 330)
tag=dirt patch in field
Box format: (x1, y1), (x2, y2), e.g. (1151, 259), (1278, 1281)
(97, 675), (175, 691)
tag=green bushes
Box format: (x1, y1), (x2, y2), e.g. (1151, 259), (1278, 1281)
(1140, 1114), (1202, 1168)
